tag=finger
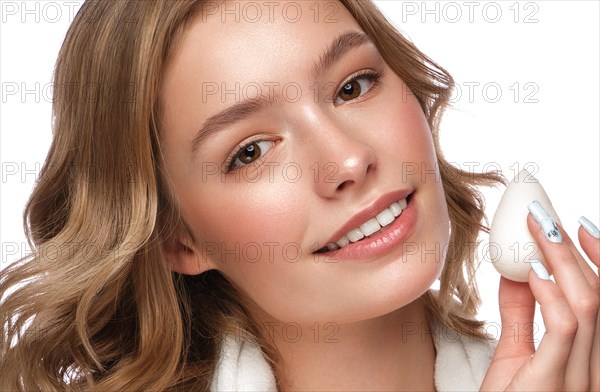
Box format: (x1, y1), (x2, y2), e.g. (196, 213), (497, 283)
(576, 218), (600, 391)
(505, 268), (577, 390)
(528, 208), (599, 390)
(527, 213), (596, 311)
(481, 277), (536, 391)
(561, 225), (599, 290)
(495, 277), (536, 359)
(591, 311), (600, 391)
(578, 216), (600, 269)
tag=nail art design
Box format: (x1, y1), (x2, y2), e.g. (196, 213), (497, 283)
(528, 200), (563, 243)
(579, 216), (600, 239)
(530, 259), (551, 280)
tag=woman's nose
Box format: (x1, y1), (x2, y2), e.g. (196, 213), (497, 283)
(309, 120), (377, 199)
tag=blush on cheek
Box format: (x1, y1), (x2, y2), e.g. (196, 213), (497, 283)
(181, 184), (309, 264)
(368, 81), (437, 168)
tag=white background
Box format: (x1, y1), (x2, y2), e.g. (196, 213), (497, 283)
(1, 1), (599, 344)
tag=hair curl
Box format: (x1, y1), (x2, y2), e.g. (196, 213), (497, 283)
(0, 1), (505, 390)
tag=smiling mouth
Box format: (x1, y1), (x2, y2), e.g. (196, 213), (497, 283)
(314, 194), (412, 254)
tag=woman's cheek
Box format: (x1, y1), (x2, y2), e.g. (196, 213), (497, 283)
(376, 89), (450, 271)
(184, 180), (310, 265)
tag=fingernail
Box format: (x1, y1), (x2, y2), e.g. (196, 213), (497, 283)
(530, 260), (551, 280)
(579, 216), (600, 239)
(528, 200), (563, 243)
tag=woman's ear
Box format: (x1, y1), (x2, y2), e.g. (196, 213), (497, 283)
(163, 234), (213, 275)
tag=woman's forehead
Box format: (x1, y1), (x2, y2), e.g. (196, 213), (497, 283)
(170, 1), (362, 84)
(158, 0), (373, 144)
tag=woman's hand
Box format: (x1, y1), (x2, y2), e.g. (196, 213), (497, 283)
(480, 208), (599, 391)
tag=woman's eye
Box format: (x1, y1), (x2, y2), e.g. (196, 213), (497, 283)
(228, 140), (275, 171)
(335, 71), (382, 105)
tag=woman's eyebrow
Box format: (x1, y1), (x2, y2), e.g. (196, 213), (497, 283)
(310, 30), (373, 81)
(191, 30), (373, 151)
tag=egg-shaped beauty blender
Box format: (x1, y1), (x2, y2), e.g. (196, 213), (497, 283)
(488, 169), (560, 282)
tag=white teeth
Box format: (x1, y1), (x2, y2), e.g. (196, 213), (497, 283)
(326, 243), (338, 251)
(376, 208), (395, 227)
(336, 235), (350, 248)
(389, 202), (403, 217)
(360, 218), (381, 237)
(317, 197), (410, 253)
(334, 198), (407, 249)
(346, 228), (365, 243)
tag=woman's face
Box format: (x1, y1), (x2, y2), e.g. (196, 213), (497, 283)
(159, 0), (450, 324)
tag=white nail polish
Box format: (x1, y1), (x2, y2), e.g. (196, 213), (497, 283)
(528, 200), (563, 243)
(579, 216), (600, 239)
(530, 259), (551, 280)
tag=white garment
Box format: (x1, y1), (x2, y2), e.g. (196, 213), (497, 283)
(211, 335), (278, 392)
(430, 319), (496, 391)
(211, 319), (496, 391)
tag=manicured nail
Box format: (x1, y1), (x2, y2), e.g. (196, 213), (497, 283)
(528, 200), (563, 243)
(579, 216), (600, 239)
(530, 260), (551, 280)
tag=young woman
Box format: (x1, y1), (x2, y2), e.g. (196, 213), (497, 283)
(1, 1), (598, 390)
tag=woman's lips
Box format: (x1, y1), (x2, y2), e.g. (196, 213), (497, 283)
(313, 191), (417, 262)
(318, 197), (409, 251)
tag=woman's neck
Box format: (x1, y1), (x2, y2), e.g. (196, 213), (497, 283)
(267, 297), (437, 391)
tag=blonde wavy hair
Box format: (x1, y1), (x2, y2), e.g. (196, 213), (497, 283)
(0, 0), (505, 390)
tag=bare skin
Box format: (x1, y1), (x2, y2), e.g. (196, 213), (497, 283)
(160, 1), (443, 390)
(159, 1), (599, 390)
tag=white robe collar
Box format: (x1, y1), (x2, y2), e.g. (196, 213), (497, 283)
(211, 318), (495, 391)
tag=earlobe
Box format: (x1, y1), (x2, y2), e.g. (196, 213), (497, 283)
(164, 237), (213, 275)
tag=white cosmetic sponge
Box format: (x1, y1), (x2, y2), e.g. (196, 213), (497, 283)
(489, 169), (560, 282)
